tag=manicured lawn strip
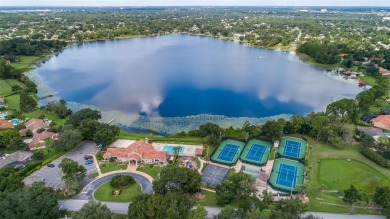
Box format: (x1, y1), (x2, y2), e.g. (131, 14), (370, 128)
(304, 134), (389, 214)
(136, 166), (164, 179)
(118, 130), (203, 145)
(194, 190), (221, 207)
(99, 163), (128, 174)
(94, 181), (141, 202)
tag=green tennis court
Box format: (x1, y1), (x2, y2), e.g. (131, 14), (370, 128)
(269, 158), (304, 193)
(277, 137), (307, 160)
(240, 139), (272, 166)
(211, 139), (245, 166)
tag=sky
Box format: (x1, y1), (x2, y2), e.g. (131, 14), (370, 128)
(1, 0), (389, 7)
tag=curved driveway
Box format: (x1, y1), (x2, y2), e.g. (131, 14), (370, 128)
(76, 172), (153, 200)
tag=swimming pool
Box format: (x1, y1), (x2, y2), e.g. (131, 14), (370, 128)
(0, 112), (7, 118)
(163, 145), (184, 154)
(11, 119), (20, 126)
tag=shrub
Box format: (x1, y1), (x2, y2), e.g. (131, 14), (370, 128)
(110, 175), (135, 189)
(41, 158), (52, 166)
(361, 147), (390, 168)
(36, 128), (45, 133)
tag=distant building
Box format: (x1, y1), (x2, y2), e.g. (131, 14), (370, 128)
(379, 67), (390, 76)
(0, 118), (13, 129)
(0, 97), (5, 104)
(361, 113), (377, 123)
(357, 126), (385, 141)
(5, 60), (11, 65)
(51, 34), (59, 40)
(320, 8), (328, 13)
(28, 131), (59, 150)
(303, 34), (312, 40)
(371, 115), (390, 130)
(103, 140), (168, 165)
(19, 119), (49, 136)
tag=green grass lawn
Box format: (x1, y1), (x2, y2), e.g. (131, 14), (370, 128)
(99, 163), (128, 174)
(136, 166), (164, 179)
(10, 56), (40, 71)
(119, 130), (203, 145)
(194, 190), (220, 207)
(24, 109), (67, 129)
(0, 80), (12, 96)
(94, 181), (141, 202)
(304, 134), (389, 214)
(319, 159), (390, 194)
(4, 94), (20, 110)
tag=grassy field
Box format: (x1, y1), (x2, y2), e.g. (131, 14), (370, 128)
(99, 163), (128, 174)
(319, 159), (390, 193)
(136, 166), (164, 179)
(305, 134), (390, 214)
(25, 109), (67, 128)
(94, 181), (141, 202)
(119, 130), (203, 145)
(2, 94), (20, 110)
(10, 56), (40, 71)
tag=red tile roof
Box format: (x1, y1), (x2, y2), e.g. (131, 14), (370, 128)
(28, 131), (58, 149)
(371, 115), (390, 130)
(0, 119), (13, 129)
(379, 67), (390, 75)
(23, 119), (49, 133)
(103, 140), (167, 161)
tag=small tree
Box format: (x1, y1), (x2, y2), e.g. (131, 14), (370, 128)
(343, 185), (363, 213)
(72, 201), (112, 219)
(110, 175), (135, 189)
(188, 204), (208, 219)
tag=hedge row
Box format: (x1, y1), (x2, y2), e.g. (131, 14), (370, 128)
(361, 147), (390, 168)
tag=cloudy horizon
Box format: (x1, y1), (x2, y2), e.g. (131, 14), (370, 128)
(1, 0), (389, 7)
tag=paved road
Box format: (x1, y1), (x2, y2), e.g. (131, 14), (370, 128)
(76, 172), (153, 200)
(58, 200), (385, 219)
(24, 141), (99, 189)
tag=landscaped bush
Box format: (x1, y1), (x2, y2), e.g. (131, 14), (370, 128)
(361, 147), (390, 168)
(110, 175), (135, 189)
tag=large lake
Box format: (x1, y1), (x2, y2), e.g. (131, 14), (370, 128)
(32, 34), (361, 131)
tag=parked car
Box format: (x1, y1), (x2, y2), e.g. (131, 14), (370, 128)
(84, 155), (93, 160)
(47, 163), (55, 168)
(86, 159), (94, 165)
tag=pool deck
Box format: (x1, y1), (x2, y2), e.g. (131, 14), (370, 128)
(109, 139), (203, 157)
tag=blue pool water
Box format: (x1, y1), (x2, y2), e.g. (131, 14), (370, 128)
(0, 113), (7, 118)
(11, 119), (20, 126)
(163, 146), (184, 154)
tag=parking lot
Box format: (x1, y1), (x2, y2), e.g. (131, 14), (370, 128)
(24, 141), (100, 189)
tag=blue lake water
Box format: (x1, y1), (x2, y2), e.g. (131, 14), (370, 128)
(34, 34), (361, 119)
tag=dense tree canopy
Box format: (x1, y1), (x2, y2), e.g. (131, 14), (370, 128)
(72, 201), (112, 219)
(216, 172), (256, 204)
(128, 192), (192, 219)
(152, 166), (201, 195)
(0, 182), (61, 219)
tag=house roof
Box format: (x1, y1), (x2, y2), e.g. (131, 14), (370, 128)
(357, 126), (385, 138)
(361, 113), (377, 123)
(195, 148), (204, 156)
(24, 119), (49, 132)
(0, 118), (13, 129)
(379, 67), (390, 75)
(28, 131), (58, 149)
(103, 140), (167, 161)
(371, 115), (390, 129)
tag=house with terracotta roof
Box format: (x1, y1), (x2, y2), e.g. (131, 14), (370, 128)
(103, 140), (168, 165)
(19, 119), (49, 136)
(0, 118), (13, 129)
(371, 115), (390, 130)
(379, 67), (390, 76)
(28, 131), (59, 150)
